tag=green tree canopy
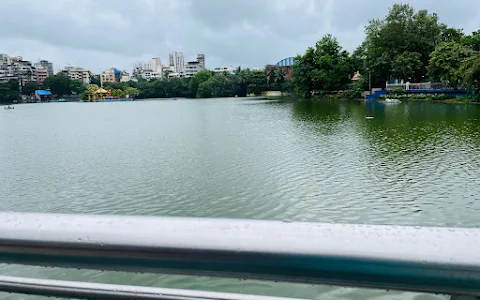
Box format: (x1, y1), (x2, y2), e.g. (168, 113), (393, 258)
(124, 87), (138, 98)
(292, 34), (352, 97)
(362, 4), (445, 83)
(428, 41), (471, 88)
(189, 70), (213, 97)
(459, 53), (480, 92)
(70, 80), (86, 95)
(461, 30), (480, 51)
(22, 82), (39, 95)
(391, 51), (423, 81)
(42, 74), (72, 97)
(0, 82), (20, 103)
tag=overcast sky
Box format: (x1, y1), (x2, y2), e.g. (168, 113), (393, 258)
(1, 0), (479, 74)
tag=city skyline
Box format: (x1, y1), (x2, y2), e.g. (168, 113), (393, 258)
(1, 0), (480, 73)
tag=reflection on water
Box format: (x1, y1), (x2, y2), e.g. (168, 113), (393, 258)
(1, 98), (478, 300)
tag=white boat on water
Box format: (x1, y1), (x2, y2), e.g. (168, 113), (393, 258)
(385, 98), (401, 103)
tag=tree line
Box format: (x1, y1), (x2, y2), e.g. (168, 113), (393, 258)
(103, 68), (288, 99)
(292, 3), (480, 99)
(0, 75), (86, 103)
(1, 68), (283, 103)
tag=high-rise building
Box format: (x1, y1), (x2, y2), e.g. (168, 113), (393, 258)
(151, 57), (162, 73)
(38, 60), (54, 76)
(169, 52), (184, 73)
(197, 54), (205, 69)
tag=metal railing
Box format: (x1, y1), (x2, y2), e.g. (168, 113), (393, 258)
(386, 82), (451, 90)
(0, 212), (480, 299)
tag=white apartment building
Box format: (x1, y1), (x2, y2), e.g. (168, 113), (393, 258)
(140, 70), (162, 81)
(0, 54), (36, 83)
(169, 52), (184, 73)
(213, 66), (234, 74)
(60, 67), (91, 84)
(151, 57), (162, 72)
(184, 54), (206, 78)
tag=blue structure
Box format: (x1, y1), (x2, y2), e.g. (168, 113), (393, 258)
(34, 90), (53, 101)
(276, 57), (295, 67)
(367, 89), (470, 101)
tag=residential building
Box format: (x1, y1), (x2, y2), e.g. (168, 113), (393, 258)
(0, 54), (36, 83)
(213, 66), (234, 74)
(101, 68), (121, 84)
(60, 67), (91, 84)
(133, 61), (151, 78)
(184, 54), (206, 78)
(151, 57), (162, 72)
(38, 60), (54, 76)
(35, 68), (49, 85)
(197, 54), (205, 69)
(169, 52), (184, 73)
(139, 70), (163, 81)
(120, 70), (135, 83)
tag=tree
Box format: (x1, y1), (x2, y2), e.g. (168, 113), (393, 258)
(22, 82), (39, 95)
(42, 74), (72, 97)
(163, 69), (172, 80)
(112, 89), (125, 97)
(311, 34), (352, 92)
(197, 73), (237, 98)
(70, 80), (86, 95)
(276, 68), (286, 91)
(267, 67), (277, 90)
(0, 84), (20, 103)
(125, 87), (138, 98)
(461, 30), (480, 51)
(246, 70), (267, 95)
(6, 79), (20, 92)
(293, 47), (316, 98)
(189, 70), (213, 97)
(362, 4), (445, 84)
(235, 68), (250, 97)
(459, 53), (480, 95)
(391, 51), (423, 81)
(440, 28), (465, 43)
(90, 75), (101, 86)
(428, 42), (470, 88)
(292, 34), (352, 97)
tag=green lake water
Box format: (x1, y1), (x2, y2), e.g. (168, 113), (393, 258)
(1, 98), (479, 299)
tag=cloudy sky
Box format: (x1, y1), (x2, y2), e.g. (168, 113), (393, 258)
(1, 0), (479, 74)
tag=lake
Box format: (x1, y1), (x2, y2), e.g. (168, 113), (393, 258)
(1, 98), (480, 300)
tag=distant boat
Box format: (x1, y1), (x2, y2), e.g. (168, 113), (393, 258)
(385, 98), (401, 103)
(4, 105), (14, 110)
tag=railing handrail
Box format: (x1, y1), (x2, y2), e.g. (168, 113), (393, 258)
(1, 213), (480, 297)
(0, 275), (301, 300)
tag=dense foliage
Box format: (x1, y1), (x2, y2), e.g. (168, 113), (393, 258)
(42, 74), (86, 97)
(103, 68), (274, 99)
(292, 35), (353, 98)
(0, 80), (20, 103)
(291, 3), (480, 99)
